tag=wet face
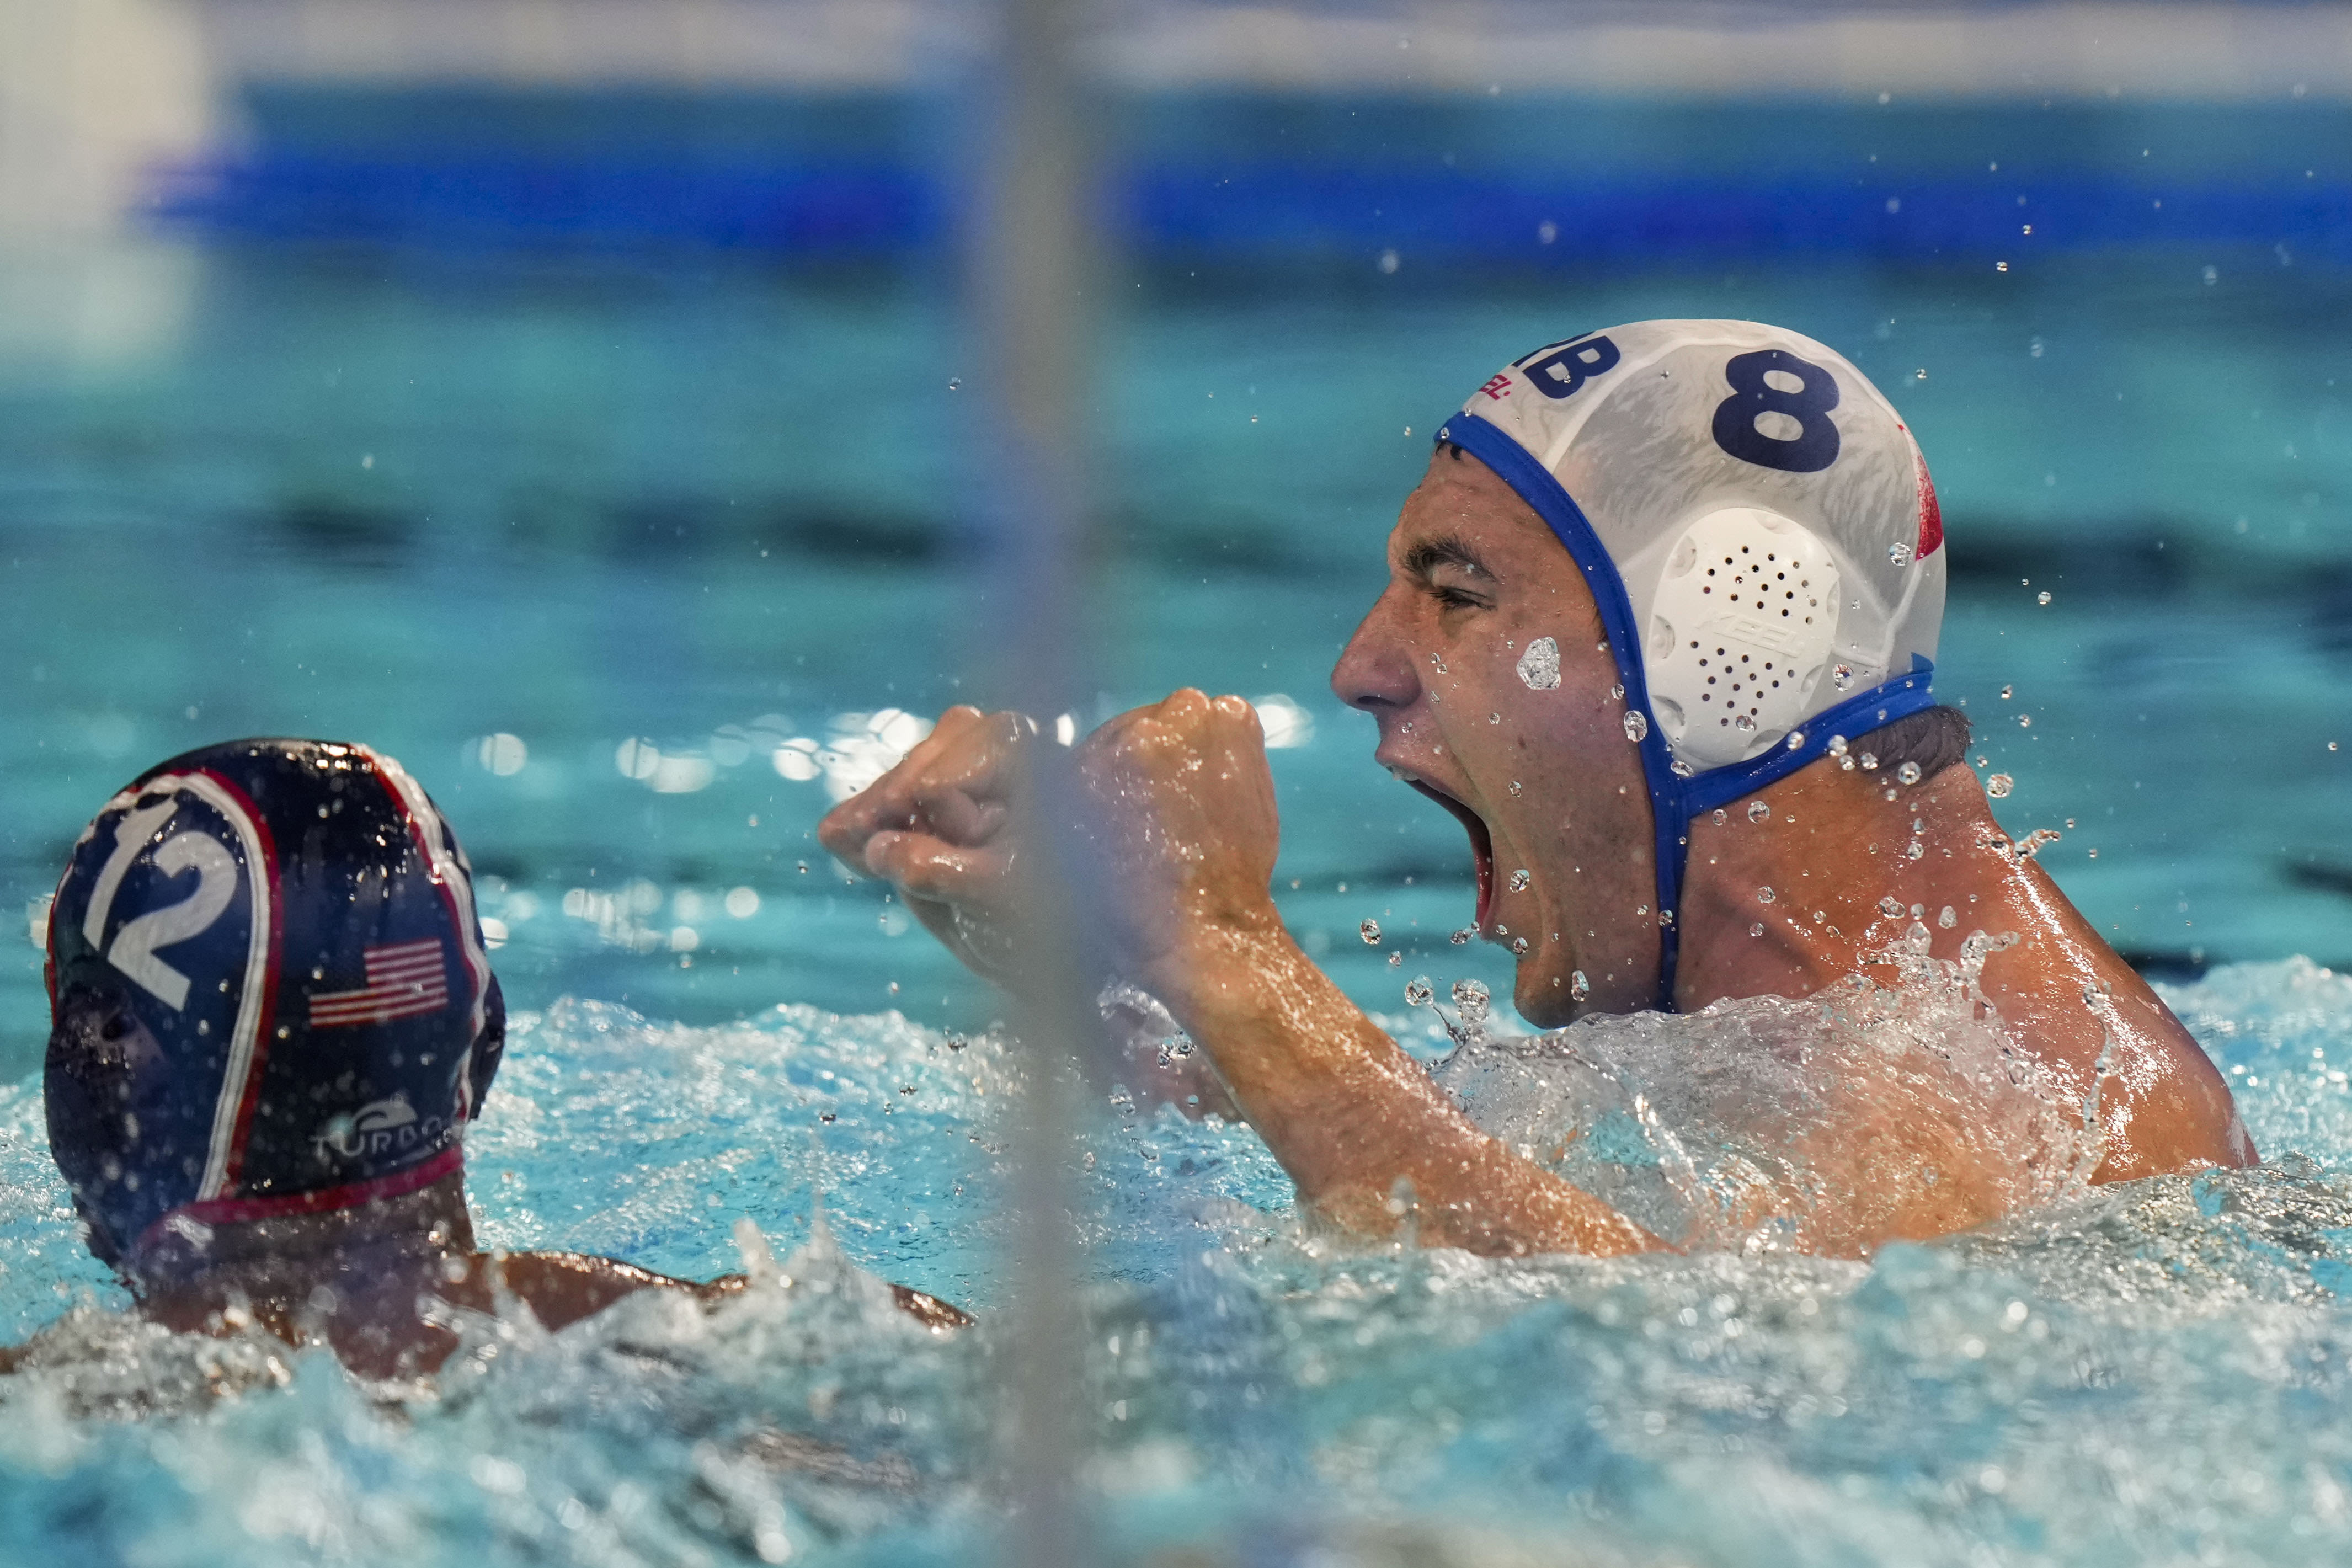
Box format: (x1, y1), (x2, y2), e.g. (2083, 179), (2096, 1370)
(1331, 448), (1661, 1025)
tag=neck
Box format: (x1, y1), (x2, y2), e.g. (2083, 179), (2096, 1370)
(130, 1172), (478, 1368)
(1674, 753), (2018, 1010)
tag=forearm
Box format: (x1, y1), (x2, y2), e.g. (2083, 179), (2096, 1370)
(1147, 921), (1661, 1257)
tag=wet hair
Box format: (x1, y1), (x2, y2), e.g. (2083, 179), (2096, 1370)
(45, 739), (503, 1274)
(1850, 703), (1972, 781)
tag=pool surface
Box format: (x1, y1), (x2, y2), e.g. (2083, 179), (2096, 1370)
(2, 90), (2350, 1567)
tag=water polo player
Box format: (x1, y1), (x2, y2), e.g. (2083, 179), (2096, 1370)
(823, 318), (2250, 1257)
(37, 739), (963, 1379)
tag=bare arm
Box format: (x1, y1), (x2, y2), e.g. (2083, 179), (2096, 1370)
(823, 691), (1661, 1258)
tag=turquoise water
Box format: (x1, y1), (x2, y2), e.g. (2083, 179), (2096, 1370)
(1, 207), (2350, 1562)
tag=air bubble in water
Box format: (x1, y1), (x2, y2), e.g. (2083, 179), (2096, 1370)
(1897, 760), (1923, 785)
(1451, 926), (1475, 945)
(1987, 773), (2014, 797)
(1889, 541), (1913, 566)
(1360, 919), (1382, 945)
(1452, 978), (1490, 1020)
(1404, 976), (1434, 1007)
(1570, 970), (1590, 1000)
(1623, 710), (1650, 742)
(1508, 868), (1530, 892)
(1758, 887), (1776, 904)
(1515, 637), (1560, 690)
(1747, 801), (1771, 823)
(1938, 905), (1958, 929)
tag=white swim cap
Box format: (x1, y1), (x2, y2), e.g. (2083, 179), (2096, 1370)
(1434, 319), (1946, 1008)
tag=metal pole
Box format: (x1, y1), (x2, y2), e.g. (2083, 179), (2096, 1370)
(973, 0), (1101, 1559)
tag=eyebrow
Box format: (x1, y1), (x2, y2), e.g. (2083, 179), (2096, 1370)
(1401, 534), (1492, 582)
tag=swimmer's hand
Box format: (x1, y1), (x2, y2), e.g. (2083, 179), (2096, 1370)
(819, 692), (1282, 985)
(818, 706), (1034, 983)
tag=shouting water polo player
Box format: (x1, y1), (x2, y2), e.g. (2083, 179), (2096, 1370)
(823, 318), (2252, 1257)
(34, 739), (963, 1380)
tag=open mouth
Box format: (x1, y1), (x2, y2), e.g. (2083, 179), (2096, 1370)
(1404, 779), (1495, 930)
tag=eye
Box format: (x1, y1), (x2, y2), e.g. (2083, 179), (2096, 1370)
(1432, 585), (1485, 610)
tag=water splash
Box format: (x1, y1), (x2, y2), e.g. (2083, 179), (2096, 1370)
(1515, 637), (1560, 690)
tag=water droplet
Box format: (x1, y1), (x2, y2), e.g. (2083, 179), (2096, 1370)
(1608, 684), (1624, 701)
(1786, 730), (1806, 750)
(1733, 714), (1756, 732)
(2001, 684), (2014, 700)
(1888, 541), (1912, 566)
(1833, 665), (1854, 690)
(1451, 926), (1476, 945)
(1489, 712), (1501, 724)
(1388, 952), (1403, 967)
(1512, 937), (1528, 954)
(1713, 808), (1729, 825)
(2017, 714), (2033, 728)
(1750, 922), (1766, 937)
(1507, 780), (1523, 796)
(1569, 970), (1591, 1000)
(1859, 751), (1880, 771)
(1623, 710), (1649, 742)
(1451, 978), (1490, 1020)
(1906, 841), (1925, 860)
(1747, 801), (1771, 823)
(1508, 869), (1531, 892)
(1670, 758), (1695, 778)
(2037, 590), (2052, 606)
(1827, 734), (1849, 757)
(1758, 887), (1776, 904)
(1896, 760), (1923, 785)
(1494, 924), (1507, 936)
(1938, 905), (1958, 929)
(1405, 977), (1435, 1007)
(1359, 919), (1382, 945)
(1880, 896), (1907, 918)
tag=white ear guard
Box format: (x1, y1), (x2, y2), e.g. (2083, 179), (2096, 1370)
(1640, 508), (1842, 771)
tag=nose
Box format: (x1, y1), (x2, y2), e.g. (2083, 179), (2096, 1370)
(1331, 590), (1421, 713)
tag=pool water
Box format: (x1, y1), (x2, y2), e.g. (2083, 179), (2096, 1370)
(0, 963), (2346, 1566)
(2, 93), (2352, 1565)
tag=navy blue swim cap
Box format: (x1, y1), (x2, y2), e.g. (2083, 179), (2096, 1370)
(42, 740), (503, 1268)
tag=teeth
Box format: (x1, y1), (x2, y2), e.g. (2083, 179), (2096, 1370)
(1389, 767), (1421, 785)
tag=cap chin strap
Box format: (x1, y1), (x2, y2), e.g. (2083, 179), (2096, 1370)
(1436, 412), (1938, 1012)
